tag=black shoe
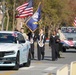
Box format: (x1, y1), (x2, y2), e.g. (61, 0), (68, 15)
(32, 54), (34, 60)
(31, 55), (34, 60)
(42, 58), (44, 60)
(42, 56), (44, 60)
(55, 58), (58, 61)
(58, 56), (61, 58)
(38, 59), (41, 61)
(52, 59), (55, 61)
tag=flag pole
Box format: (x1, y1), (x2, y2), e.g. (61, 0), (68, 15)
(25, 2), (41, 32)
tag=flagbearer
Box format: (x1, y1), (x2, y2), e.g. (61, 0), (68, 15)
(37, 28), (46, 60)
(28, 32), (36, 59)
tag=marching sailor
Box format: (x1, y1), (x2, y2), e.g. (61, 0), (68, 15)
(28, 32), (35, 59)
(49, 30), (60, 61)
(37, 28), (46, 60)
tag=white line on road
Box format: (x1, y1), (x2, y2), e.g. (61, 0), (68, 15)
(44, 67), (57, 71)
(19, 66), (35, 70)
(43, 73), (49, 75)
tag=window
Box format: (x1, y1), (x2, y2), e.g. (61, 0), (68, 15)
(0, 33), (16, 43)
(18, 33), (25, 43)
(61, 27), (76, 33)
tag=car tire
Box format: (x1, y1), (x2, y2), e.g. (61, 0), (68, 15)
(13, 51), (20, 70)
(23, 52), (31, 67)
(62, 47), (66, 52)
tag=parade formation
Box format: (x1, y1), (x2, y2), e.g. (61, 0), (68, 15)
(0, 0), (76, 75)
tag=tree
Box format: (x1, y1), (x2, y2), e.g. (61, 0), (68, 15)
(12, 0), (16, 30)
(1, 0), (76, 37)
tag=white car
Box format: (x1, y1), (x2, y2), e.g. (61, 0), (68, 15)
(61, 27), (76, 52)
(0, 31), (31, 70)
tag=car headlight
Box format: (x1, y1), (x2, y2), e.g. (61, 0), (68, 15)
(5, 51), (15, 56)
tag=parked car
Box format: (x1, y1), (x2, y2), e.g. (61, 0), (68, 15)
(61, 27), (76, 52)
(0, 31), (31, 70)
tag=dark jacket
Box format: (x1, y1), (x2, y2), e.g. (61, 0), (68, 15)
(37, 34), (46, 44)
(49, 35), (60, 46)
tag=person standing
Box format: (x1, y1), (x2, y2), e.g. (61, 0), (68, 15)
(49, 30), (60, 61)
(20, 27), (28, 40)
(58, 28), (66, 52)
(37, 28), (46, 60)
(28, 32), (35, 59)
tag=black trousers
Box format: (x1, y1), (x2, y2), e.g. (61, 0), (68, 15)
(30, 43), (34, 59)
(59, 43), (63, 52)
(37, 44), (45, 60)
(51, 44), (59, 61)
(55, 44), (60, 58)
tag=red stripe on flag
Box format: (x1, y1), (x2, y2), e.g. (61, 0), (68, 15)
(19, 7), (33, 14)
(16, 0), (33, 18)
(16, 2), (28, 10)
(16, 7), (33, 18)
(16, 13), (33, 18)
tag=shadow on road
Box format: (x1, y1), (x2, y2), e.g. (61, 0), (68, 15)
(65, 50), (76, 53)
(44, 56), (52, 61)
(0, 67), (14, 71)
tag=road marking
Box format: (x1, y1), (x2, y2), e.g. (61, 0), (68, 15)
(44, 67), (57, 71)
(19, 66), (35, 70)
(0, 71), (17, 75)
(43, 73), (49, 75)
(35, 61), (43, 64)
(43, 73), (52, 75)
(48, 73), (52, 75)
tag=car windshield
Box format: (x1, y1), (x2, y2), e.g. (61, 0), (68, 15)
(0, 33), (16, 43)
(61, 27), (76, 33)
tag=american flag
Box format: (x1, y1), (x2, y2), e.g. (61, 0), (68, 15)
(16, 0), (33, 18)
(73, 17), (76, 27)
(16, 2), (29, 13)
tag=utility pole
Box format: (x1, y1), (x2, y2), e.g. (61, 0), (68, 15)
(1, 0), (5, 31)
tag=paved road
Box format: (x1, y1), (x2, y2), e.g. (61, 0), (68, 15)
(0, 43), (76, 75)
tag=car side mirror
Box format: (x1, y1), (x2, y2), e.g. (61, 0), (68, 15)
(14, 38), (19, 44)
